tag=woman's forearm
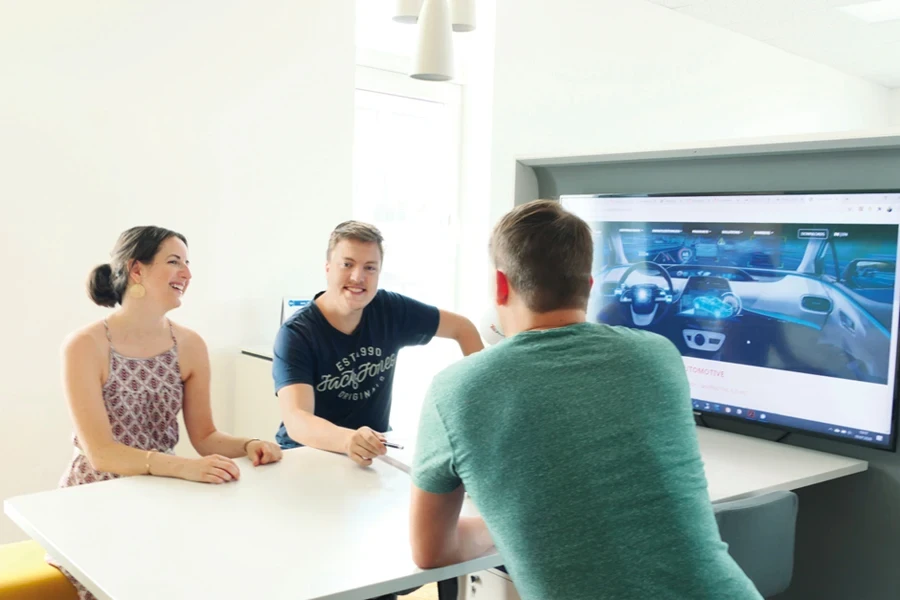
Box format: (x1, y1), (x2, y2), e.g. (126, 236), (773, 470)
(192, 430), (252, 459)
(85, 442), (191, 478)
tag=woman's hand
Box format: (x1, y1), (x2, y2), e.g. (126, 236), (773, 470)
(182, 454), (241, 484)
(246, 439), (283, 466)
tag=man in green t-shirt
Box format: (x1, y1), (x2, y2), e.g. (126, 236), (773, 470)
(409, 200), (761, 600)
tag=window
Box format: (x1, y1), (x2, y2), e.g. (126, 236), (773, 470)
(352, 65), (463, 435)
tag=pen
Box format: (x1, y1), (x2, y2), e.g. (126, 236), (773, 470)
(382, 441), (404, 450)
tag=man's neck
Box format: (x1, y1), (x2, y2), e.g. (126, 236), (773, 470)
(507, 307), (586, 336)
(316, 291), (364, 335)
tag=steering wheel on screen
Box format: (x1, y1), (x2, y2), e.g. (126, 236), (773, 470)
(614, 261), (676, 327)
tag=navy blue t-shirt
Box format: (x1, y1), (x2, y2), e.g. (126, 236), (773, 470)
(272, 289), (440, 449)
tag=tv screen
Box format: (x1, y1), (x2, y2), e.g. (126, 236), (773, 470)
(561, 192), (900, 450)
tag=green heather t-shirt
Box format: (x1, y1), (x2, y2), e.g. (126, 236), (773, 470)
(412, 322), (761, 600)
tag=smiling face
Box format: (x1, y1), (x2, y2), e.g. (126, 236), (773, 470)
(128, 236), (192, 311)
(325, 239), (381, 313)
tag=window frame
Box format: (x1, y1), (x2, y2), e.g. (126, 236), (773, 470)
(352, 63), (464, 312)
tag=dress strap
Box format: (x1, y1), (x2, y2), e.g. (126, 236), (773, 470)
(102, 319), (113, 344)
(167, 319), (177, 348)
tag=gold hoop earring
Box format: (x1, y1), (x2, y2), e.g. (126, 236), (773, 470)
(129, 283), (146, 299)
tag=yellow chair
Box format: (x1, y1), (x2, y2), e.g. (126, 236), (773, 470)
(0, 540), (78, 600)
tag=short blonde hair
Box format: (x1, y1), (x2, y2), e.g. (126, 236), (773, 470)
(327, 220), (385, 261)
(490, 200), (593, 313)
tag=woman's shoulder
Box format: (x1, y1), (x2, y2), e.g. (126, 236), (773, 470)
(61, 321), (108, 362)
(167, 322), (209, 379)
(169, 321), (207, 353)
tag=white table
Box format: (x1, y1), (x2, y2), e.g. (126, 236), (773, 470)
(241, 345), (274, 360)
(694, 427), (867, 502)
(381, 427), (868, 504)
(4, 448), (500, 600)
(4, 426), (868, 600)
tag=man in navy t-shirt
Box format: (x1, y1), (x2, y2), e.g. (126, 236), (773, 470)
(272, 220), (484, 466)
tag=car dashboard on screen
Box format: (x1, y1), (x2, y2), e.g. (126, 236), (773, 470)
(562, 193), (900, 450)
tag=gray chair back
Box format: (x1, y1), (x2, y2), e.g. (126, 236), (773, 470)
(713, 490), (799, 598)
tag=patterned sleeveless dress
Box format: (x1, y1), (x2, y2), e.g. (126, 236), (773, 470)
(49, 319), (184, 600)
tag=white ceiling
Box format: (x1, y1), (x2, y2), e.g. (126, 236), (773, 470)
(646, 0), (900, 88)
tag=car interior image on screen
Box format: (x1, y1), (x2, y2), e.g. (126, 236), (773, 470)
(561, 192), (900, 450)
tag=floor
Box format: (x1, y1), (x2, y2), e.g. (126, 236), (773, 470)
(403, 583), (438, 599)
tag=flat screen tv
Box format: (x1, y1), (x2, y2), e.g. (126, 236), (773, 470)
(561, 191), (900, 450)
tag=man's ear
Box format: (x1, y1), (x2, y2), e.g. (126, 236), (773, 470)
(495, 270), (510, 306)
(590, 275), (594, 289)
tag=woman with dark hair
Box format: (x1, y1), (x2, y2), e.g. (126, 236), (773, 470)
(53, 226), (282, 600)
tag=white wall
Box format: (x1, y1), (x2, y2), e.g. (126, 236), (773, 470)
(456, 0), (498, 320)
(453, 0), (895, 318)
(0, 1), (354, 544)
(490, 0), (893, 219)
(891, 89), (900, 126)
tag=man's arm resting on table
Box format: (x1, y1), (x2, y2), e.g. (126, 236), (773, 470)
(278, 383), (385, 465)
(435, 310), (484, 357)
(278, 383), (353, 454)
(409, 484), (494, 569)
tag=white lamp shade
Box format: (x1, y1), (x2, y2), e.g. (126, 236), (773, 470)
(479, 306), (506, 346)
(411, 0), (454, 81)
(450, 0), (476, 32)
(393, 0), (422, 24)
